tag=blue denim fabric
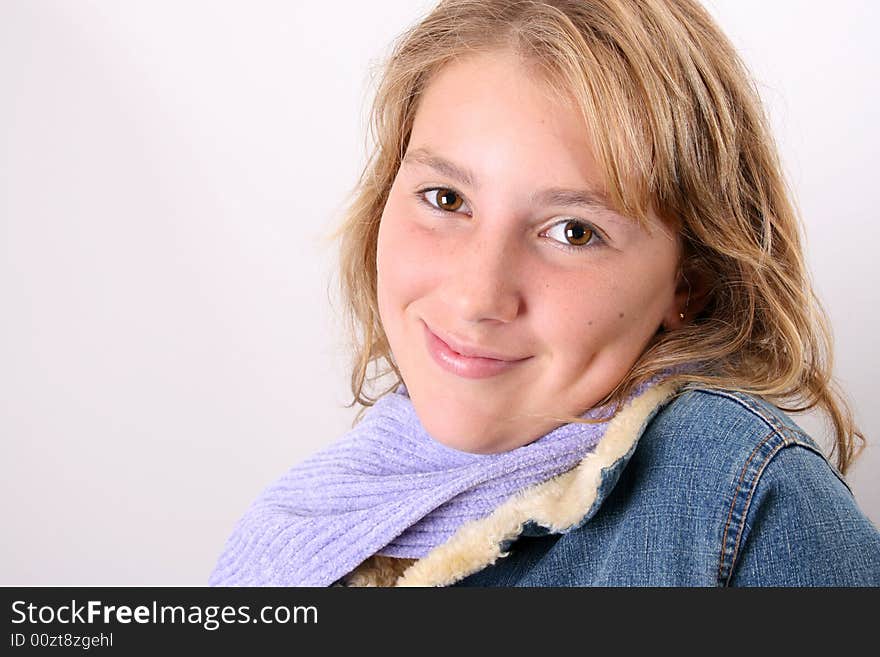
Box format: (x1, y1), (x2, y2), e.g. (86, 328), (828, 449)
(453, 387), (880, 587)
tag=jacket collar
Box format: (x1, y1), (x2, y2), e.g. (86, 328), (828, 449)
(341, 380), (682, 587)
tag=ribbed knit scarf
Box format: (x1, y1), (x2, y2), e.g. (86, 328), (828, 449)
(208, 371), (678, 587)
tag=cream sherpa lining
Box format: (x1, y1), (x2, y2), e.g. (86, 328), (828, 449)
(340, 380), (681, 587)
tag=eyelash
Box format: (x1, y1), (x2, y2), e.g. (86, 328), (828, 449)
(414, 186), (606, 252)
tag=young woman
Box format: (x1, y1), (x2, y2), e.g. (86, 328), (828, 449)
(208, 0), (880, 586)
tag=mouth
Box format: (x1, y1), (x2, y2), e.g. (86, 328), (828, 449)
(422, 321), (531, 380)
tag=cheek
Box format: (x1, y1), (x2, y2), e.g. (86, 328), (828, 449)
(534, 284), (616, 355)
(376, 202), (437, 321)
(534, 275), (661, 353)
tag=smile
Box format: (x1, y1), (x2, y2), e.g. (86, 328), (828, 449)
(422, 321), (531, 379)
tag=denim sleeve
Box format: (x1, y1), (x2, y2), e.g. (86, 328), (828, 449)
(729, 444), (880, 586)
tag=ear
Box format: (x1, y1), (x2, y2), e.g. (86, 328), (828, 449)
(663, 262), (712, 330)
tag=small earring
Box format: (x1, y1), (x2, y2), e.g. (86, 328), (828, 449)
(677, 271), (691, 323)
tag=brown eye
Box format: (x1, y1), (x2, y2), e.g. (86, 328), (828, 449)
(435, 188), (463, 212)
(564, 221), (593, 246)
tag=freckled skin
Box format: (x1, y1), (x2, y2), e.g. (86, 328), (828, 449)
(375, 50), (686, 454)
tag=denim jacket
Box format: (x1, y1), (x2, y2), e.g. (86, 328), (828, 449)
(340, 381), (880, 587)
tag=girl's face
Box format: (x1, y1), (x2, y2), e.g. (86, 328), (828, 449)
(376, 50), (686, 454)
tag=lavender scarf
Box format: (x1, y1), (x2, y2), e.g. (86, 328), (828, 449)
(208, 372), (675, 587)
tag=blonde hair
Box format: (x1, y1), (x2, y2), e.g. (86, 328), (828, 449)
(329, 0), (865, 474)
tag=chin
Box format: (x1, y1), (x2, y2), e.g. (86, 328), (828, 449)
(416, 405), (506, 454)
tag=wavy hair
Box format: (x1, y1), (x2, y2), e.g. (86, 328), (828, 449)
(328, 0), (864, 474)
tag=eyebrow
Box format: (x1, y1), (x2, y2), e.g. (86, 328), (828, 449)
(402, 146), (619, 217)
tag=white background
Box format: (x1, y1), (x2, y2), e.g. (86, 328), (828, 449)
(2, 0), (877, 585)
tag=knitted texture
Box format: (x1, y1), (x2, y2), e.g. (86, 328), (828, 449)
(208, 372), (675, 587)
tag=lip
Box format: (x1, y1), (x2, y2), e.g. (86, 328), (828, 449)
(422, 321), (530, 379)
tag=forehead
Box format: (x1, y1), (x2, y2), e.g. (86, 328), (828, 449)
(414, 51), (587, 147)
(410, 54), (602, 185)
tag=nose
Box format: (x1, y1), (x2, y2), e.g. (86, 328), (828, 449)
(443, 228), (524, 325)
